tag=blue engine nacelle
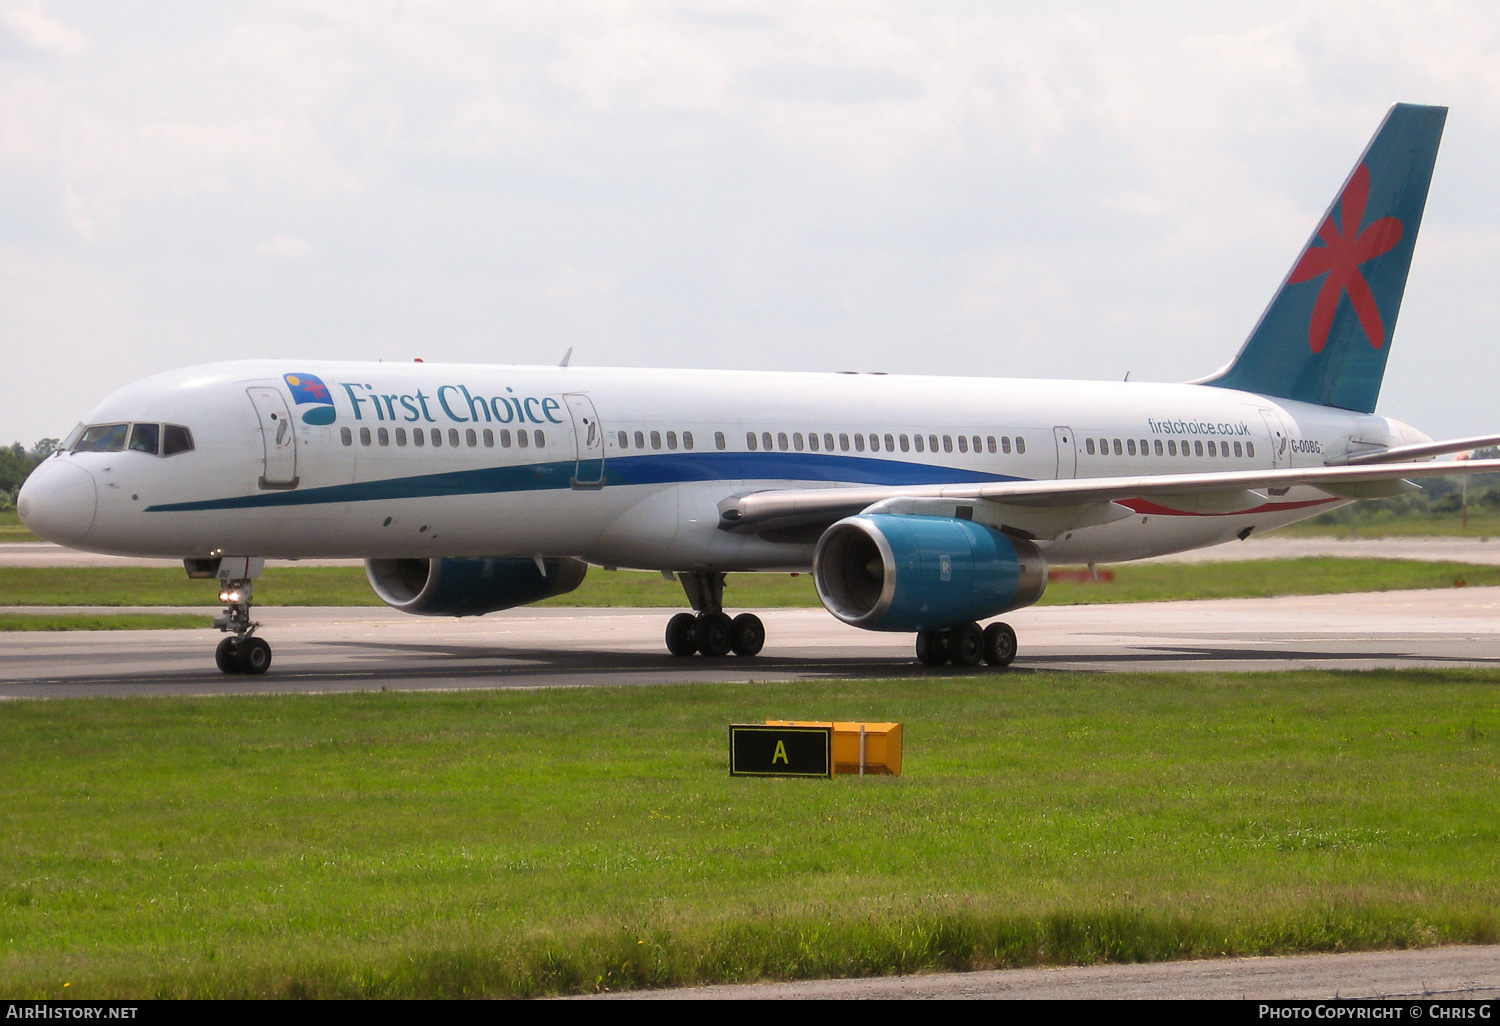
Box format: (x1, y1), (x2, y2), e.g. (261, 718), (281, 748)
(365, 556), (588, 617)
(812, 514), (1047, 631)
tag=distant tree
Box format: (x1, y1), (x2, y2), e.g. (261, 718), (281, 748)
(0, 439), (52, 511)
(28, 438), (59, 459)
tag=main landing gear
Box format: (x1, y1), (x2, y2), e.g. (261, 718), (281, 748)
(664, 571), (765, 658)
(213, 578), (272, 675)
(915, 621), (1017, 668)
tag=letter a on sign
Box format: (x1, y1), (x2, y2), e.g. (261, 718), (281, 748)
(729, 725), (832, 777)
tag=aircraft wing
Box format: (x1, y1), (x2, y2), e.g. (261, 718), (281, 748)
(717, 454), (1500, 539)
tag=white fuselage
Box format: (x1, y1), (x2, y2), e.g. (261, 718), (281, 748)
(19, 360), (1423, 570)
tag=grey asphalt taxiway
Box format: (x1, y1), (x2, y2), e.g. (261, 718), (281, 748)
(6, 586), (1500, 697)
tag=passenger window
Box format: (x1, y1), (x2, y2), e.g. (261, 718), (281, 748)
(414, 428), (425, 447)
(618, 431), (629, 448)
(397, 428), (408, 446)
(987, 436), (997, 454)
(360, 427), (372, 446)
(129, 423), (160, 455)
(746, 432), (757, 451)
(635, 431), (646, 449)
(1246, 442), (1255, 458)
(1113, 439), (1122, 456)
(839, 433), (849, 451)
(1167, 439), (1176, 456)
(483, 429), (493, 447)
(762, 432), (773, 451)
(884, 433), (895, 451)
(1154, 439), (1163, 456)
(943, 436), (953, 453)
(517, 430), (528, 448)
(683, 431), (693, 450)
(824, 433), (834, 451)
(449, 428), (460, 447)
(1234, 441), (1242, 457)
(868, 434), (880, 453)
(777, 432), (788, 451)
(431, 428), (442, 447)
(341, 427), (353, 446)
(499, 429), (511, 448)
(1194, 440), (1204, 456)
(1002, 436), (1011, 454)
(928, 435), (938, 452)
(378, 427), (390, 446)
(808, 432), (819, 452)
(1221, 443), (1230, 458)
(914, 434), (924, 453)
(899, 434), (909, 452)
(74, 424), (128, 452)
(651, 430), (662, 450)
(792, 433), (803, 451)
(1086, 438), (1095, 455)
(534, 430), (544, 447)
(715, 431), (726, 451)
(958, 436), (969, 453)
(466, 428), (477, 447)
(972, 436), (981, 452)
(854, 434), (865, 452)
(1207, 441), (1217, 457)
(666, 431), (677, 450)
(1016, 437), (1026, 454)
(1127, 439), (1136, 456)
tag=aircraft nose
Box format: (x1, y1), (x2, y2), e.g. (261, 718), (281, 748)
(16, 460), (97, 545)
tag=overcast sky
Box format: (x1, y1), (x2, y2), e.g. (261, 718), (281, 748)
(4, 1), (1500, 445)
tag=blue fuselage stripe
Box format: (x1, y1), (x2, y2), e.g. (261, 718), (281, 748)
(144, 451), (1021, 513)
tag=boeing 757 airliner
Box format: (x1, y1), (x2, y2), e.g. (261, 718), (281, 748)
(18, 103), (1500, 674)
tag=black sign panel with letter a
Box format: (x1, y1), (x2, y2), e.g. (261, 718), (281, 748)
(729, 725), (832, 778)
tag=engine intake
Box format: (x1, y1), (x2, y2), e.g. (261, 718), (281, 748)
(813, 514), (1046, 632)
(365, 556), (587, 617)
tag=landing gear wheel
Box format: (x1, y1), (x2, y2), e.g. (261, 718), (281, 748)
(950, 622), (984, 667)
(730, 613), (765, 657)
(915, 629), (951, 666)
(983, 622), (1018, 667)
(236, 636), (272, 675)
(215, 637), (241, 674)
(665, 612), (698, 656)
(695, 611), (734, 657)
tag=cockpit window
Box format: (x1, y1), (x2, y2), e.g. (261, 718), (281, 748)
(73, 424), (128, 452)
(129, 423), (160, 455)
(162, 424), (194, 456)
(72, 422), (194, 456)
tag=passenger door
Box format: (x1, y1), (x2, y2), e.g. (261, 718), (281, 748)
(246, 386), (299, 489)
(564, 393), (606, 489)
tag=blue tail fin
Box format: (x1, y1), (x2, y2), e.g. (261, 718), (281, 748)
(1202, 103), (1446, 413)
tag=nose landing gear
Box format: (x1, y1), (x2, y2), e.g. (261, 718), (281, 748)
(212, 578), (272, 675)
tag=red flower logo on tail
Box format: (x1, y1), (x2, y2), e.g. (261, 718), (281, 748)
(1288, 164), (1403, 353)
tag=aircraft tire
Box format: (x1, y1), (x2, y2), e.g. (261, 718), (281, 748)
(695, 611), (734, 657)
(215, 637), (241, 674)
(983, 622), (1018, 667)
(665, 612), (698, 656)
(237, 636), (273, 675)
(730, 613), (765, 657)
(950, 622), (984, 667)
(915, 629), (950, 666)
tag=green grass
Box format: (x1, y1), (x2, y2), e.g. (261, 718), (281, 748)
(0, 613), (212, 631)
(1275, 510), (1500, 538)
(1, 559), (1496, 610)
(0, 511), (39, 542)
(1, 671), (1498, 997)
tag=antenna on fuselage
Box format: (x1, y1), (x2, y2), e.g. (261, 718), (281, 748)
(559, 347), (573, 368)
